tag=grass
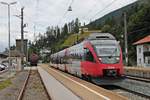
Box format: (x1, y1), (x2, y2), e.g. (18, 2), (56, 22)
(61, 32), (91, 48)
(0, 79), (12, 90)
(61, 34), (77, 47)
(56, 30), (101, 51)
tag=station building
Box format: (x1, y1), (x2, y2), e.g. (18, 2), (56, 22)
(0, 53), (7, 63)
(133, 35), (150, 67)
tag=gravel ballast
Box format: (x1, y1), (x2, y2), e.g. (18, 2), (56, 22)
(22, 70), (50, 100)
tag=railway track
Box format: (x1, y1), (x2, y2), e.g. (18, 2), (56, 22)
(17, 69), (31, 100)
(17, 68), (51, 100)
(118, 85), (150, 99)
(102, 85), (149, 100)
(125, 75), (150, 83)
(95, 75), (150, 99)
(113, 76), (150, 99)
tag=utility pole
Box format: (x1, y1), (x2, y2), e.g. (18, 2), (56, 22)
(1, 1), (17, 72)
(21, 7), (24, 70)
(8, 4), (11, 68)
(34, 25), (36, 41)
(124, 12), (128, 66)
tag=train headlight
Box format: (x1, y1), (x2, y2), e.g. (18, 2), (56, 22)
(116, 57), (120, 61)
(99, 58), (102, 61)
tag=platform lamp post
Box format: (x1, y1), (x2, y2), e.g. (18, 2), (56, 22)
(1, 1), (17, 71)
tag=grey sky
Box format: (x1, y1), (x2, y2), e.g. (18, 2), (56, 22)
(0, 0), (137, 52)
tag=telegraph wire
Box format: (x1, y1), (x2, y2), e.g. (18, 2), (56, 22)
(82, 0), (102, 20)
(89, 0), (118, 22)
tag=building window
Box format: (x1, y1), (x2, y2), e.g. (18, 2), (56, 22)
(143, 45), (149, 51)
(148, 57), (150, 64)
(139, 48), (141, 54)
(139, 58), (141, 64)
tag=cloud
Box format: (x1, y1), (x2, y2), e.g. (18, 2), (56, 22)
(0, 0), (137, 52)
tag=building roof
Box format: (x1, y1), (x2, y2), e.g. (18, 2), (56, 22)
(0, 53), (8, 58)
(4, 50), (25, 57)
(133, 35), (150, 45)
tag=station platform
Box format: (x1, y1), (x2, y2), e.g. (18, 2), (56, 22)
(38, 64), (127, 100)
(38, 66), (81, 100)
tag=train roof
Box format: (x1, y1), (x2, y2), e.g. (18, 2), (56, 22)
(87, 33), (116, 40)
(50, 33), (118, 57)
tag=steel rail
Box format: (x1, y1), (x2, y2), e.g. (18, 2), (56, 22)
(17, 69), (31, 100)
(125, 75), (150, 83)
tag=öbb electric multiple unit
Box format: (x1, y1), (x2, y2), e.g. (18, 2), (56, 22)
(50, 33), (124, 84)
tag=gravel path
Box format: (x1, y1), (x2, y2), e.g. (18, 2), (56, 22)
(0, 71), (29, 100)
(22, 70), (50, 100)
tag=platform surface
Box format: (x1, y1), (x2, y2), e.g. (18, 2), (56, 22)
(38, 66), (81, 100)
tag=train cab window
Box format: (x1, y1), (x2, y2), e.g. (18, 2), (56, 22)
(84, 48), (95, 62)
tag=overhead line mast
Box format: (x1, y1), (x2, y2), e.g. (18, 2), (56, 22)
(124, 12), (128, 66)
(21, 7), (24, 70)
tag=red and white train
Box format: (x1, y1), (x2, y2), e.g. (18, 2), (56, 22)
(50, 33), (124, 84)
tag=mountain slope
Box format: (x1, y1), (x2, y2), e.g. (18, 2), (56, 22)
(86, 0), (150, 65)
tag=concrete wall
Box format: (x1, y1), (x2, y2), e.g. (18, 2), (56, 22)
(16, 57), (22, 71)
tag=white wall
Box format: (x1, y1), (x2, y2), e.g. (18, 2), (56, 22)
(137, 44), (150, 67)
(137, 45), (144, 66)
(143, 44), (150, 67)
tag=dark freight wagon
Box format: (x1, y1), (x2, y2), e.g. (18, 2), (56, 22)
(29, 53), (39, 66)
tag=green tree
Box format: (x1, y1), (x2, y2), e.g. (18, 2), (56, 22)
(101, 24), (111, 32)
(74, 18), (79, 33)
(62, 23), (68, 37)
(56, 26), (61, 39)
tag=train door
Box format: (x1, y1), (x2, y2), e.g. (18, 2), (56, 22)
(81, 48), (97, 76)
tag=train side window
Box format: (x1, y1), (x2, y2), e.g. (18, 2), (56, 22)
(84, 48), (95, 62)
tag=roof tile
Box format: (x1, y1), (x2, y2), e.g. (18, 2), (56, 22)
(133, 35), (150, 45)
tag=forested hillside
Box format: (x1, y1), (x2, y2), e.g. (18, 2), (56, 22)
(87, 0), (150, 65)
(28, 18), (80, 62)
